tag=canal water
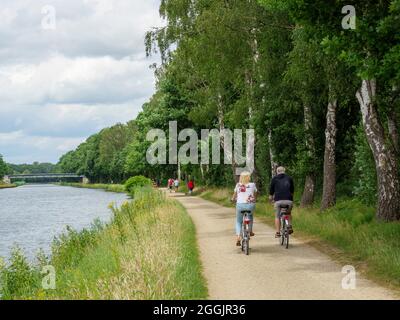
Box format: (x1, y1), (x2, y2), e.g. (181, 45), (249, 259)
(0, 184), (127, 261)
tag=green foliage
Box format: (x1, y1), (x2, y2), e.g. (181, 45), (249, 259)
(0, 247), (42, 299)
(56, 0), (399, 216)
(57, 123), (136, 183)
(0, 155), (9, 179)
(124, 176), (153, 194)
(7, 162), (58, 175)
(352, 124), (377, 205)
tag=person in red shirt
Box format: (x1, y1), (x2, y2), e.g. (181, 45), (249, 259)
(168, 178), (174, 193)
(187, 179), (195, 195)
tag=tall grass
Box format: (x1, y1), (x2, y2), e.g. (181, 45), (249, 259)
(198, 187), (400, 291)
(0, 187), (207, 300)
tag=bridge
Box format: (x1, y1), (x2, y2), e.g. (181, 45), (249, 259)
(3, 173), (88, 184)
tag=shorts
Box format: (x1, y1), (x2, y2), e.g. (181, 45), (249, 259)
(274, 200), (293, 219)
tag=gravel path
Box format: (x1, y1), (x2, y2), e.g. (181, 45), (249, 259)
(169, 192), (397, 300)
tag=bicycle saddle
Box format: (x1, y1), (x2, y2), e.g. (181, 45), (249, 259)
(241, 210), (252, 214)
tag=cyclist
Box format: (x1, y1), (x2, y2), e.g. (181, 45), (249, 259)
(231, 171), (257, 247)
(269, 166), (294, 238)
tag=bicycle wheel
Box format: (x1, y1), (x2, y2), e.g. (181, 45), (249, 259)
(286, 232), (289, 249)
(284, 222), (290, 249)
(244, 235), (250, 255)
(241, 224), (245, 251)
(280, 219), (285, 246)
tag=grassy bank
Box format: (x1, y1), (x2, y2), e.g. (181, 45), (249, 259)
(197, 187), (400, 292)
(0, 187), (207, 300)
(0, 184), (16, 189)
(59, 182), (126, 193)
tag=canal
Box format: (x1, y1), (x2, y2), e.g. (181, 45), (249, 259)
(0, 184), (127, 260)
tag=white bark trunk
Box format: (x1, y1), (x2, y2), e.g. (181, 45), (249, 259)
(218, 93), (237, 181)
(268, 130), (278, 177)
(321, 97), (337, 210)
(388, 115), (399, 154)
(356, 79), (400, 221)
(388, 86), (399, 155)
(200, 164), (204, 180)
(301, 104), (316, 207)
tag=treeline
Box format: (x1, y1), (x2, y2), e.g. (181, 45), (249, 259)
(59, 0), (400, 221)
(0, 156), (58, 178)
(7, 162), (58, 175)
(0, 155), (8, 179)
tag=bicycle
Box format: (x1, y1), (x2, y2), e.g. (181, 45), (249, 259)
(278, 205), (292, 249)
(240, 210), (252, 255)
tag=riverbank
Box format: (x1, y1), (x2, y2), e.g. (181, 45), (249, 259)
(59, 182), (126, 193)
(0, 187), (207, 300)
(0, 184), (16, 189)
(0, 181), (26, 189)
(195, 187), (400, 293)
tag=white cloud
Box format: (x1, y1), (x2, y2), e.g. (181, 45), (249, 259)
(0, 55), (155, 106)
(0, 0), (164, 164)
(0, 131), (85, 163)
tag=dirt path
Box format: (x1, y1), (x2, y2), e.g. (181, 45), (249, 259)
(169, 192), (397, 300)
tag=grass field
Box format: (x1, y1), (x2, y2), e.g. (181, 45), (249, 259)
(0, 187), (207, 300)
(197, 187), (400, 292)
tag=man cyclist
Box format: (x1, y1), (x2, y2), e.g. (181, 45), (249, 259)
(269, 166), (294, 238)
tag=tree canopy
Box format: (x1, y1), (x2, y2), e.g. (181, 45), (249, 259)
(58, 0), (400, 221)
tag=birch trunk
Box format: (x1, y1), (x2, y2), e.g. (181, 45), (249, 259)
(301, 175), (315, 206)
(218, 94), (237, 182)
(300, 104), (316, 207)
(356, 79), (400, 221)
(200, 164), (205, 181)
(388, 113), (399, 155)
(388, 85), (399, 155)
(321, 98), (337, 211)
(268, 130), (278, 178)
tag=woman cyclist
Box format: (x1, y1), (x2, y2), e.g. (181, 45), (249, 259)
(231, 171), (257, 247)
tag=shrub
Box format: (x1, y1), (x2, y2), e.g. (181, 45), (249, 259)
(0, 247), (41, 299)
(124, 176), (152, 194)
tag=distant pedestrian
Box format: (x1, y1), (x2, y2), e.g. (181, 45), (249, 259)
(174, 178), (179, 192)
(168, 178), (174, 193)
(187, 179), (195, 195)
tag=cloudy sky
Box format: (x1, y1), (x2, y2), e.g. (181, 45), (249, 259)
(0, 0), (163, 164)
